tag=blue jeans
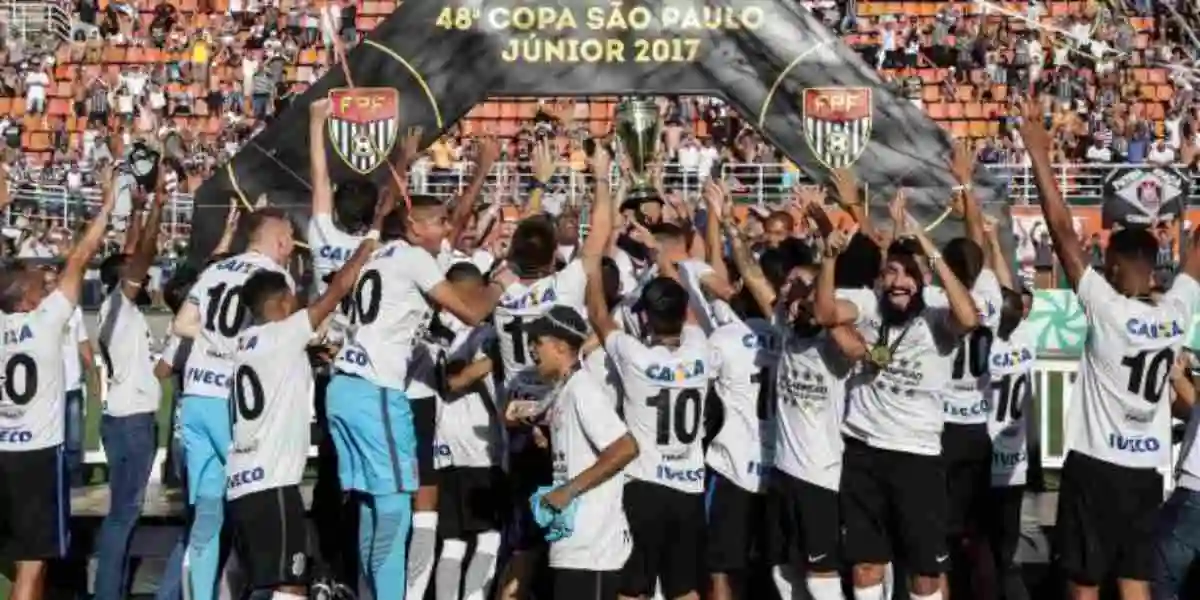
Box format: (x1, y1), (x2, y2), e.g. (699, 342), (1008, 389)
(65, 389), (84, 487)
(93, 413), (158, 600)
(1153, 487), (1200, 599)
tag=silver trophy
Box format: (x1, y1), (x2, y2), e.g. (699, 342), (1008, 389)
(614, 98), (663, 212)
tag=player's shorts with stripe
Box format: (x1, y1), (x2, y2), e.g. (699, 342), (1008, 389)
(325, 374), (419, 495)
(1057, 450), (1162, 585)
(180, 395), (232, 503)
(438, 466), (507, 539)
(705, 470), (766, 573)
(229, 485), (310, 590)
(840, 438), (949, 576)
(942, 422), (993, 537)
(0, 445), (69, 561)
(766, 468), (841, 573)
(620, 479), (704, 599)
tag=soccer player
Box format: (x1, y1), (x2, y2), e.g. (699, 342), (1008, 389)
(586, 263), (712, 599)
(1018, 97), (1200, 600)
(93, 168), (169, 600)
(1152, 351), (1200, 597)
(0, 166), (114, 600)
(172, 207), (298, 600)
(528, 304), (639, 600)
(492, 147), (613, 600)
(814, 194), (982, 600)
(326, 193), (502, 600)
(227, 215), (376, 600)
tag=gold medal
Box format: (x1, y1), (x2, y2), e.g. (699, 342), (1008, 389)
(868, 344), (893, 368)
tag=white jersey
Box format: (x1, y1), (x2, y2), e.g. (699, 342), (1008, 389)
(582, 346), (622, 407)
(227, 312), (315, 499)
(839, 288), (959, 456)
(705, 317), (781, 493)
(547, 367), (633, 571)
(406, 340), (444, 400)
(334, 241), (446, 391)
(434, 325), (501, 469)
(605, 325), (713, 494)
(1066, 268), (1200, 470)
(183, 251), (293, 399)
(619, 259), (736, 337)
(774, 326), (854, 491)
(63, 308), (87, 393)
(927, 270), (1004, 424)
(987, 328), (1037, 487)
(494, 259), (588, 389)
(98, 289), (161, 417)
(307, 214), (365, 339)
(0, 291), (74, 451)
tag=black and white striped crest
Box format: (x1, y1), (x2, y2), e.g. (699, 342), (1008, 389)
(801, 88), (873, 170)
(327, 88), (400, 175)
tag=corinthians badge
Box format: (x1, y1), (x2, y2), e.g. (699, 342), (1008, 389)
(801, 87), (873, 170)
(328, 87), (400, 175)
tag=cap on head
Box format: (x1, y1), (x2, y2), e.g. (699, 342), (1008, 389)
(524, 305), (589, 349)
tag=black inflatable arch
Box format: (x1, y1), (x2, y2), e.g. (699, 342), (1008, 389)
(188, 0), (1007, 261)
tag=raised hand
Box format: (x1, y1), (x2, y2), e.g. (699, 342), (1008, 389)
(829, 167), (858, 207)
(533, 140), (556, 184)
(476, 134), (501, 168)
(398, 126), (423, 169)
(793, 184), (827, 214)
(591, 142), (611, 179)
(887, 188), (908, 229)
(951, 138), (976, 185)
(310, 98), (332, 123)
(703, 178), (727, 215)
(824, 224), (858, 258)
(1018, 97), (1051, 154)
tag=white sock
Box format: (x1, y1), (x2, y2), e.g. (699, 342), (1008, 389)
(807, 575), (845, 600)
(910, 592), (942, 600)
(772, 565), (798, 599)
(435, 539), (468, 600)
(853, 584), (885, 600)
(406, 511), (439, 598)
(462, 531), (501, 600)
(270, 592), (307, 599)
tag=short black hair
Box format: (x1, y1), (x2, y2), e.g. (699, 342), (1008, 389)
(382, 194), (443, 241)
(637, 276), (689, 338)
(998, 287), (1024, 340)
(1107, 228), (1158, 268)
(99, 253), (130, 290)
(509, 215), (557, 274)
(942, 237), (985, 288)
(446, 261), (484, 284)
(163, 265), (200, 314)
(0, 260), (33, 313)
(241, 270), (291, 322)
(835, 233), (881, 289)
(333, 180), (378, 233)
(885, 240), (925, 282)
(599, 256), (622, 308)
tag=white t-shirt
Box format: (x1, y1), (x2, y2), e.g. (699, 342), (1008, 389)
(98, 290), (161, 416)
(547, 368), (633, 571)
(987, 328), (1037, 487)
(621, 260), (734, 336)
(927, 269), (1004, 425)
(494, 259), (588, 388)
(63, 307), (88, 393)
(582, 346), (622, 407)
(434, 325), (501, 469)
(705, 317), (780, 493)
(307, 213), (365, 337)
(774, 325), (854, 491)
(1066, 268), (1200, 470)
(840, 288), (959, 456)
(183, 252), (294, 399)
(227, 312), (315, 499)
(0, 291), (75, 450)
(605, 325), (713, 494)
(334, 241), (446, 391)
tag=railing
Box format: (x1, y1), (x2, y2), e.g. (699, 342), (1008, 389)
(6, 161), (1196, 230)
(0, 0), (72, 42)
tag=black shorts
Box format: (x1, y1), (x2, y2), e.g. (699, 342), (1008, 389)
(1056, 451), (1162, 585)
(506, 431), (553, 552)
(942, 422), (993, 538)
(438, 466), (506, 539)
(984, 485), (1025, 572)
(766, 469), (841, 573)
(840, 438), (949, 575)
(705, 471), (766, 573)
(0, 446), (68, 561)
(619, 479), (704, 598)
(411, 396), (438, 484)
(553, 568), (621, 600)
(229, 485), (311, 590)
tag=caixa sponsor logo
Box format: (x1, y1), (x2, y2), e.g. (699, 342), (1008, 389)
(656, 464), (705, 483)
(0, 428), (33, 444)
(1108, 434), (1161, 454)
(226, 466), (266, 490)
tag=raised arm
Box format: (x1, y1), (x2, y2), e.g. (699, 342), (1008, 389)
(120, 165), (168, 301)
(952, 140), (986, 251)
(904, 208), (980, 333)
(813, 226), (862, 327)
(1019, 97), (1087, 289)
(522, 141), (555, 218)
(725, 218), (776, 318)
(309, 239), (376, 327)
(579, 145), (613, 261)
(829, 168), (878, 243)
(984, 216), (1016, 290)
(584, 242), (619, 342)
(211, 199), (240, 258)
(60, 166), (117, 305)
(309, 98), (334, 217)
(703, 180), (730, 284)
(121, 190), (145, 254)
(448, 136), (499, 247)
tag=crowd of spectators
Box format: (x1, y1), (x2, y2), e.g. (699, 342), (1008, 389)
(0, 0), (1198, 279)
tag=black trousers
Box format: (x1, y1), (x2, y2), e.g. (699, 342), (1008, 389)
(311, 371), (360, 585)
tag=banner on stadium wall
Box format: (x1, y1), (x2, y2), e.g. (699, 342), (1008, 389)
(187, 0), (1011, 262)
(1101, 165), (1189, 230)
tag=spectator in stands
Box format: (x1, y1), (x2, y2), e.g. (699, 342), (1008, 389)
(23, 63), (50, 117)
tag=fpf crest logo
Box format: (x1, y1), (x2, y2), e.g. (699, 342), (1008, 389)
(327, 87), (400, 175)
(800, 87), (873, 170)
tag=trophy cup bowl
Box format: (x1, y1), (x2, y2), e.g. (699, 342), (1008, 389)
(615, 98), (663, 212)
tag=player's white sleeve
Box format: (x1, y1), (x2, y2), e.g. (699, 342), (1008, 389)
(574, 375), (629, 450)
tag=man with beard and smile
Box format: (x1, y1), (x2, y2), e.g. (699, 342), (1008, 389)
(814, 191), (981, 600)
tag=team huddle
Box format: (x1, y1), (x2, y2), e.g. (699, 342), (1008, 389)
(4, 97), (1200, 600)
